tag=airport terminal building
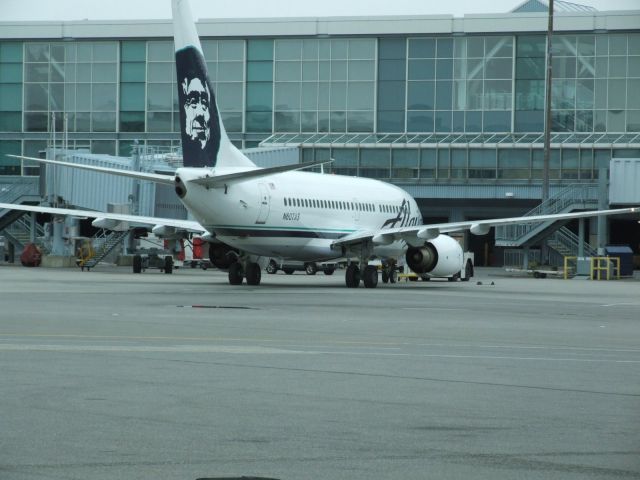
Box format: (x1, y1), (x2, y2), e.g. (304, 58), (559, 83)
(1, 0), (639, 265)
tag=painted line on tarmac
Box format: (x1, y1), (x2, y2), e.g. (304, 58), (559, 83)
(0, 344), (298, 354)
(1, 343), (639, 364)
(2, 333), (640, 353)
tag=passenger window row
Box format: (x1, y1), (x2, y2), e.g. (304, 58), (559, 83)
(283, 197), (402, 214)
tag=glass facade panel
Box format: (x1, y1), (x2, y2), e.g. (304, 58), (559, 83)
(347, 82), (374, 110)
(392, 149), (418, 178)
(347, 111), (373, 132)
(407, 111), (434, 132)
(0, 83), (22, 110)
(349, 39), (375, 59)
(348, 60), (375, 81)
(407, 81), (434, 110)
(247, 82), (273, 111)
(218, 41), (244, 61)
(275, 61), (301, 81)
(409, 38), (435, 59)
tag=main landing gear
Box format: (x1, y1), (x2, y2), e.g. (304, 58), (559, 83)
(345, 263), (379, 288)
(228, 259), (262, 286)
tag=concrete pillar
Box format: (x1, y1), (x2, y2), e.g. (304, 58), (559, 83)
(578, 217), (585, 258)
(30, 212), (37, 243)
(597, 167), (608, 255)
(50, 217), (66, 256)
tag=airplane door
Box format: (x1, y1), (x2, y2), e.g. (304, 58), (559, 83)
(256, 183), (270, 224)
(352, 197), (359, 223)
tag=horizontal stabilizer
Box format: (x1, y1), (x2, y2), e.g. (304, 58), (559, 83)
(189, 159), (334, 188)
(7, 155), (175, 186)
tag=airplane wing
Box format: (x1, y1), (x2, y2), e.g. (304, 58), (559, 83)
(0, 202), (206, 234)
(332, 207), (639, 248)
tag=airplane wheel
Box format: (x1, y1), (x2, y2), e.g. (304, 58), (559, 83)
(133, 255), (142, 274)
(266, 260), (278, 274)
(305, 263), (318, 275)
(381, 270), (389, 283)
(461, 260), (473, 282)
(228, 262), (244, 285)
(390, 269), (397, 283)
(323, 268), (335, 276)
(345, 264), (360, 288)
(363, 265), (378, 289)
(283, 268), (295, 275)
(164, 256), (173, 274)
(246, 262), (261, 286)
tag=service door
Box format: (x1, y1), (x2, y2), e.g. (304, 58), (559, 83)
(352, 197), (360, 223)
(256, 183), (270, 224)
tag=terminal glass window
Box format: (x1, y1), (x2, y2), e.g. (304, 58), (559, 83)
(24, 41), (118, 136)
(0, 42), (23, 134)
(275, 38), (375, 133)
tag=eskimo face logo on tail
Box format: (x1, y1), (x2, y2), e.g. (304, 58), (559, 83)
(182, 76), (210, 147)
(176, 47), (220, 167)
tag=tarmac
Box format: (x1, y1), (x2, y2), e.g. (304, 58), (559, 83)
(0, 264), (639, 480)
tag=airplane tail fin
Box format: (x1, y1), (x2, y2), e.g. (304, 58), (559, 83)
(172, 0), (255, 169)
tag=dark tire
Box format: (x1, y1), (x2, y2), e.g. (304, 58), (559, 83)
(266, 260), (278, 274)
(390, 269), (397, 283)
(228, 262), (244, 285)
(305, 263), (318, 275)
(345, 264), (360, 288)
(133, 255), (142, 274)
(461, 260), (473, 281)
(164, 256), (173, 274)
(323, 267), (335, 276)
(381, 270), (389, 283)
(246, 262), (261, 286)
(283, 267), (295, 275)
(363, 265), (378, 289)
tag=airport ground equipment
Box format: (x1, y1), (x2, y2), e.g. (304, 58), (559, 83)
(132, 251), (174, 274)
(77, 231), (128, 271)
(265, 258), (337, 275)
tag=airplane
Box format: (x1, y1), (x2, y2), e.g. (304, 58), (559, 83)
(1, 0), (638, 289)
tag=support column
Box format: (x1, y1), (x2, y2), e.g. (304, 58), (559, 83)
(578, 217), (585, 258)
(30, 212), (37, 243)
(51, 217), (66, 256)
(597, 167), (608, 255)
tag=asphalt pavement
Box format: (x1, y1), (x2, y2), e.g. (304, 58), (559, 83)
(1, 264), (639, 479)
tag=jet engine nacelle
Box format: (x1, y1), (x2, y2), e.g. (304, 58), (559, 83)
(405, 235), (464, 277)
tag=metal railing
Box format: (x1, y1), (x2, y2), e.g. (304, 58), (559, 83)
(495, 183), (598, 244)
(548, 226), (597, 258)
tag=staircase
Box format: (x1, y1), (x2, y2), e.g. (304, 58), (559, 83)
(0, 179), (40, 230)
(495, 183), (598, 248)
(79, 230), (128, 270)
(546, 226), (597, 258)
(496, 183), (600, 267)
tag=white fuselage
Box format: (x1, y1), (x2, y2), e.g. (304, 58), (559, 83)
(177, 167), (422, 261)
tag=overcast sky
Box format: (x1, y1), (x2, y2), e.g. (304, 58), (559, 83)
(1, 0), (639, 21)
